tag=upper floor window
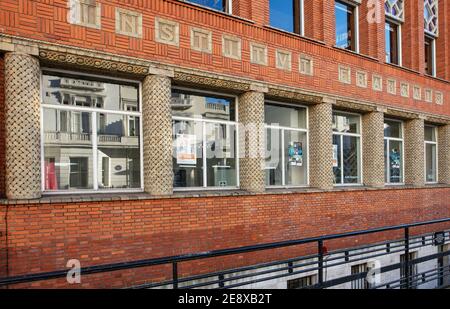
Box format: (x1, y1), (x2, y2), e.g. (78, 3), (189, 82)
(186, 0), (232, 13)
(424, 35), (436, 76)
(269, 0), (304, 35)
(42, 71), (142, 193)
(265, 103), (308, 187)
(384, 120), (404, 184)
(424, 0), (438, 36)
(384, 0), (403, 65)
(171, 88), (237, 189)
(424, 125), (438, 183)
(335, 1), (359, 52)
(332, 112), (362, 185)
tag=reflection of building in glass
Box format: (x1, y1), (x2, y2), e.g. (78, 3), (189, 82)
(171, 92), (231, 120)
(42, 75), (140, 191)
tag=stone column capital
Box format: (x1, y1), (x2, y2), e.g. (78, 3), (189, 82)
(249, 83), (268, 93)
(148, 65), (174, 78)
(321, 96), (336, 105)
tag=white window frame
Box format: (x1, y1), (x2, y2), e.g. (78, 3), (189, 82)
(183, 0), (233, 14)
(335, 0), (360, 53)
(264, 101), (309, 189)
(172, 86), (240, 191)
(424, 125), (438, 184)
(40, 68), (144, 195)
(384, 118), (405, 185)
(332, 111), (363, 186)
(425, 34), (437, 77)
(385, 17), (403, 66)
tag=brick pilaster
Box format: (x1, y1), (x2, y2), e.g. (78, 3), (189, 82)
(436, 0), (450, 80)
(402, 0), (425, 73)
(143, 71), (174, 196)
(362, 110), (385, 187)
(309, 98), (334, 190)
(438, 124), (450, 184)
(404, 117), (425, 186)
(4, 52), (41, 200)
(238, 87), (266, 193)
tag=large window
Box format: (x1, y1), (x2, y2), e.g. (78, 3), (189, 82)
(187, 0), (231, 13)
(269, 0), (304, 35)
(424, 35), (436, 76)
(424, 125), (438, 183)
(332, 112), (361, 185)
(384, 0), (403, 65)
(385, 21), (401, 65)
(172, 88), (237, 189)
(42, 71), (142, 193)
(384, 120), (404, 184)
(335, 0), (358, 52)
(265, 103), (308, 187)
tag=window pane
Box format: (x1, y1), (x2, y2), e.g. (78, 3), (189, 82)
(43, 108), (93, 191)
(424, 126), (436, 142)
(384, 140), (388, 183)
(343, 135), (360, 184)
(424, 36), (434, 75)
(97, 114), (141, 189)
(333, 112), (360, 134)
(188, 0), (226, 11)
(389, 140), (403, 183)
(270, 0), (295, 33)
(384, 120), (402, 138)
(285, 130), (308, 186)
(205, 123), (237, 187)
(333, 135), (342, 184)
(173, 120), (204, 188)
(265, 128), (283, 186)
(425, 143), (437, 182)
(335, 1), (354, 50)
(385, 21), (399, 64)
(265, 103), (307, 129)
(42, 73), (139, 112)
(171, 90), (235, 121)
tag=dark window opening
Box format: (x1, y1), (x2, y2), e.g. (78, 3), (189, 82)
(385, 20), (399, 64)
(335, 1), (356, 51)
(269, 0), (303, 35)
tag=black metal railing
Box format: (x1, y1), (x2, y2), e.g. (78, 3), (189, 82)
(0, 217), (449, 289)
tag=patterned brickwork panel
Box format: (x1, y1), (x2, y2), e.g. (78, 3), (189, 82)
(238, 91), (265, 193)
(308, 102), (334, 190)
(362, 111), (385, 187)
(404, 118), (425, 186)
(438, 125), (450, 184)
(142, 75), (174, 195)
(4, 53), (41, 199)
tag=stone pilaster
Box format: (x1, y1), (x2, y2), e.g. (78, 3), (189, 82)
(404, 117), (425, 186)
(438, 124), (450, 184)
(308, 98), (334, 190)
(238, 85), (266, 193)
(142, 71), (174, 195)
(4, 52), (41, 199)
(362, 110), (385, 187)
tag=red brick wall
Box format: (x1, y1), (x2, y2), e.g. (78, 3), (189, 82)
(359, 0), (385, 61)
(1, 187), (449, 288)
(402, 0), (425, 74)
(0, 54), (5, 199)
(0, 0), (448, 117)
(436, 0), (449, 80)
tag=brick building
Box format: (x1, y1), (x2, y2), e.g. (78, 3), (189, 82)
(0, 0), (449, 288)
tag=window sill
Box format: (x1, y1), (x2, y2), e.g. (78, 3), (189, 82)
(263, 25), (326, 46)
(332, 46), (380, 63)
(2, 184), (449, 205)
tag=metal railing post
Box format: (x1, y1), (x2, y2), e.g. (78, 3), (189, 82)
(318, 240), (324, 288)
(404, 227), (410, 289)
(172, 262), (179, 289)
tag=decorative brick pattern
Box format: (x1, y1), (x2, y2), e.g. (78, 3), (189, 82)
(438, 124), (450, 184)
(0, 56), (4, 198)
(238, 91), (265, 193)
(4, 53), (41, 199)
(404, 118), (425, 186)
(362, 111), (385, 187)
(142, 74), (173, 195)
(308, 100), (334, 190)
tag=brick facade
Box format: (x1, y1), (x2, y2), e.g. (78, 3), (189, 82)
(0, 0), (449, 289)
